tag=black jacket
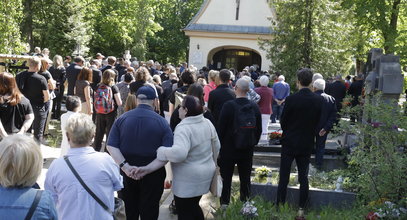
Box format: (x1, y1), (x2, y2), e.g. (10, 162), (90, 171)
(48, 66), (66, 90)
(66, 63), (82, 95)
(325, 81), (346, 110)
(315, 90), (337, 132)
(348, 80), (364, 106)
(280, 88), (323, 155)
(217, 98), (262, 159)
(207, 84), (235, 125)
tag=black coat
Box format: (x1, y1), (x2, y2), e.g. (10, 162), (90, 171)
(280, 88), (323, 155)
(348, 80), (364, 106)
(66, 63), (82, 95)
(207, 84), (235, 125)
(325, 81), (346, 111)
(217, 98), (262, 159)
(315, 90), (337, 132)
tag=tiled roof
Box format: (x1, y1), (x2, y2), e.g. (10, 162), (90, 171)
(184, 23), (273, 35)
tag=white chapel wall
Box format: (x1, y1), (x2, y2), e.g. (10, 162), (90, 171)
(196, 0), (275, 27)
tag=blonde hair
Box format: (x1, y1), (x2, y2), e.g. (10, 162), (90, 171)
(53, 55), (63, 68)
(101, 69), (116, 86)
(28, 57), (41, 69)
(65, 113), (95, 146)
(124, 94), (137, 112)
(208, 70), (219, 83)
(0, 134), (43, 187)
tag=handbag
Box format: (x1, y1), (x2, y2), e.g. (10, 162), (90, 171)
(207, 121), (222, 197)
(64, 156), (126, 220)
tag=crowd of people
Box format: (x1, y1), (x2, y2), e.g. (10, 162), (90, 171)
(0, 48), (367, 219)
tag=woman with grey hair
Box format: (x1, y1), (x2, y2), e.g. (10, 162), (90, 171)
(254, 75), (274, 142)
(0, 134), (57, 219)
(45, 113), (123, 220)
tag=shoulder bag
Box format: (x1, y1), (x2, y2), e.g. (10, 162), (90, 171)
(64, 156), (126, 220)
(206, 121), (222, 197)
(24, 190), (43, 220)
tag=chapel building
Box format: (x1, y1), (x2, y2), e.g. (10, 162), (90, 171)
(184, 0), (275, 72)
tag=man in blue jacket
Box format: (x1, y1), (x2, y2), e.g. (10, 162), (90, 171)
(313, 79), (337, 169)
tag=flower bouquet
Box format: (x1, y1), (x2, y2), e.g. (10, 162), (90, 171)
(268, 130), (282, 145)
(241, 201), (258, 219)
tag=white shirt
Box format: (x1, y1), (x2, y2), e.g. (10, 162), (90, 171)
(60, 111), (78, 157)
(45, 147), (123, 220)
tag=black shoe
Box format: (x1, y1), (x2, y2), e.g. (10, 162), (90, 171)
(169, 199), (177, 215)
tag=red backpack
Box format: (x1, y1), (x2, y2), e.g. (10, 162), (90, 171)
(94, 84), (115, 114)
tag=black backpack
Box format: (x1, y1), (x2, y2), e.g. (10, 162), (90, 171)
(233, 102), (258, 150)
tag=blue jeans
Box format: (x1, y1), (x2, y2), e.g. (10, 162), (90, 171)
(271, 103), (284, 123)
(315, 133), (328, 167)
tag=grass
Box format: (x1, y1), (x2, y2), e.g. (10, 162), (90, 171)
(45, 119), (62, 148)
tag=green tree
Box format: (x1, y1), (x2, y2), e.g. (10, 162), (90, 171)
(20, 0), (91, 56)
(89, 0), (161, 59)
(146, 0), (203, 65)
(341, 0), (407, 68)
(342, 0), (405, 54)
(0, 0), (24, 54)
(260, 0), (355, 86)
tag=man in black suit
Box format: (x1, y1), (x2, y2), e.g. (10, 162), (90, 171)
(348, 74), (364, 122)
(66, 56), (84, 95)
(325, 75), (346, 122)
(207, 69), (235, 127)
(276, 68), (323, 209)
(313, 79), (337, 169)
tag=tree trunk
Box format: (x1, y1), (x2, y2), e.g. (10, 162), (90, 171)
(303, 0), (313, 68)
(22, 0), (33, 52)
(383, 0), (401, 54)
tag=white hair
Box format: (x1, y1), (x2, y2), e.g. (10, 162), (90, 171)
(242, 75), (252, 82)
(278, 75), (285, 81)
(259, 75), (270, 86)
(65, 113), (95, 146)
(312, 73), (323, 82)
(313, 79), (326, 91)
(236, 78), (250, 92)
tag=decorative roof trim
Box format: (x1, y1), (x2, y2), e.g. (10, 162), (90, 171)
(184, 23), (273, 35)
(186, 0), (211, 27)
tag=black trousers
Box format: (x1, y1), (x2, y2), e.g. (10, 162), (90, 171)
(219, 156), (252, 205)
(277, 152), (310, 208)
(52, 87), (64, 119)
(174, 195), (204, 220)
(31, 104), (48, 142)
(120, 167), (165, 220)
(315, 133), (328, 167)
(94, 111), (116, 152)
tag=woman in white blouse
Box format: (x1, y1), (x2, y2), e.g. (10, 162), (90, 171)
(137, 95), (220, 220)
